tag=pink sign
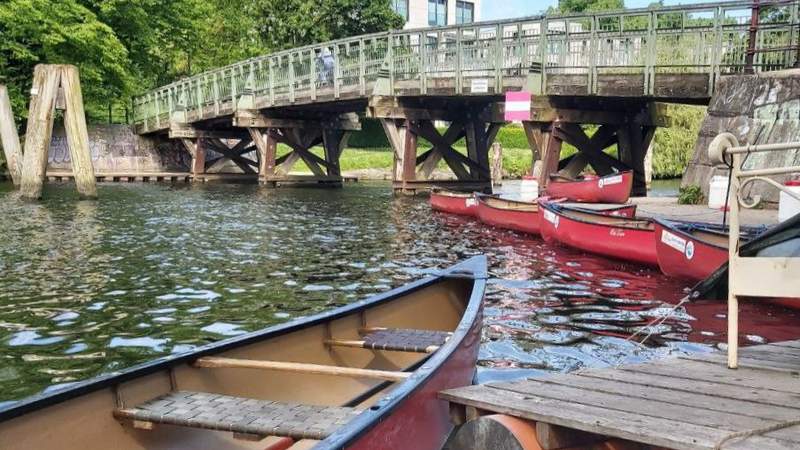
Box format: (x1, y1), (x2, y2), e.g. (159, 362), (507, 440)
(505, 91), (531, 121)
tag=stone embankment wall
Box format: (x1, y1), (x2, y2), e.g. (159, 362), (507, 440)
(47, 124), (188, 173)
(683, 69), (800, 204)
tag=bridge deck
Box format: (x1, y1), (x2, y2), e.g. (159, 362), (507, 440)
(441, 340), (800, 450)
(132, 0), (800, 135)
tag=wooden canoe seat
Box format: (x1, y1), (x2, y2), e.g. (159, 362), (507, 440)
(327, 328), (451, 353)
(114, 391), (359, 441)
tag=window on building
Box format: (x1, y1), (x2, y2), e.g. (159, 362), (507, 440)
(428, 0), (447, 26)
(392, 0), (409, 21)
(456, 1), (474, 24)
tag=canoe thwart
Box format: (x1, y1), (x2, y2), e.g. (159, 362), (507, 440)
(114, 391), (358, 440)
(192, 356), (410, 381)
(329, 328), (450, 353)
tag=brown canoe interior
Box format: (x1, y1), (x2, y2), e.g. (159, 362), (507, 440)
(676, 226), (730, 248)
(432, 189), (473, 199)
(0, 278), (472, 450)
(479, 195), (538, 212)
(556, 206), (654, 230)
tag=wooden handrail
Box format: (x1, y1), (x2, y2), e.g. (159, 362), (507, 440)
(193, 357), (409, 382)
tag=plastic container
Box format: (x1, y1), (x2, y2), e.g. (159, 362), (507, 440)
(520, 176), (539, 202)
(708, 175), (730, 210)
(778, 179), (800, 222)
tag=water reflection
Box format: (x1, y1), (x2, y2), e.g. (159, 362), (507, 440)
(0, 181), (798, 402)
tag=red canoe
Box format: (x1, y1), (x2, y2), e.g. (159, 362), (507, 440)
(545, 171), (634, 203)
(655, 220), (733, 281)
(475, 194), (542, 235)
(0, 258), (487, 450)
(476, 195), (638, 236)
(430, 188), (478, 217)
(539, 201), (657, 266)
(655, 220), (767, 282)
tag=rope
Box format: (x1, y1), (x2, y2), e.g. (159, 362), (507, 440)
(626, 295), (690, 347)
(713, 418), (800, 449)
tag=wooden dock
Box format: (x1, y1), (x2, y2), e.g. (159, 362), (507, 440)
(441, 340), (800, 450)
(43, 172), (358, 185)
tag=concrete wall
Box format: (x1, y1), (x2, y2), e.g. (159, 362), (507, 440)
(46, 124), (189, 173)
(682, 69), (800, 204)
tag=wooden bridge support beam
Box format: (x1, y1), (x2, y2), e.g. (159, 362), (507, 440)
(522, 102), (663, 197)
(19, 64), (97, 200)
(234, 110), (357, 187)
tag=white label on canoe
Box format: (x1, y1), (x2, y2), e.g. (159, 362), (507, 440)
(471, 79), (489, 93)
(466, 198), (477, 207)
(543, 209), (559, 228)
(661, 230), (687, 253)
(685, 241), (695, 260)
(599, 174), (623, 188)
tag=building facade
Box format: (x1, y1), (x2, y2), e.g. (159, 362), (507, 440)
(392, 0), (482, 29)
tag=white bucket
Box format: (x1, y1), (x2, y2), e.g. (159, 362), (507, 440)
(778, 180), (800, 222)
(708, 175), (729, 210)
(520, 176), (539, 202)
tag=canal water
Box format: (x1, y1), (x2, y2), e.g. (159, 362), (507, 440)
(0, 181), (798, 406)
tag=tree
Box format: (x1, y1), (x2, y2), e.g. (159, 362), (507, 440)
(0, 0), (131, 124)
(556, 0), (624, 13)
(251, 0), (405, 51)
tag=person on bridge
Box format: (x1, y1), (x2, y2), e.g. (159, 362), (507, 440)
(318, 47), (335, 85)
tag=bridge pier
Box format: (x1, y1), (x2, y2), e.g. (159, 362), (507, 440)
(235, 110), (358, 187)
(369, 97), (503, 195)
(522, 98), (665, 197)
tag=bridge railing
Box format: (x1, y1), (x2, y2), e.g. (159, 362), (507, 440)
(132, 0), (799, 132)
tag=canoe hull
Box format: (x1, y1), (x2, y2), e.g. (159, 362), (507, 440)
(0, 258), (488, 450)
(346, 308), (482, 450)
(476, 198), (541, 235)
(546, 171), (633, 203)
(655, 221), (728, 281)
(430, 191), (477, 217)
(540, 203), (657, 266)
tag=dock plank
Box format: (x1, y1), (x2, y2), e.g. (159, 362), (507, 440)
(537, 372), (800, 421)
(681, 353), (800, 372)
(577, 367), (800, 409)
(490, 379), (777, 431)
(439, 384), (728, 450)
(442, 340), (800, 450)
(623, 359), (800, 393)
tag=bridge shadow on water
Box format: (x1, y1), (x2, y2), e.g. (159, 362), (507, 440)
(0, 181), (798, 404)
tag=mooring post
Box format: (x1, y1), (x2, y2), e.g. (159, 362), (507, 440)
(60, 65), (97, 198)
(20, 66), (61, 200)
(19, 65), (96, 199)
(0, 85), (23, 185)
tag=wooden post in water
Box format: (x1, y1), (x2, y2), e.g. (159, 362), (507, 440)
(60, 66), (97, 198)
(0, 85), (23, 185)
(19, 65), (96, 200)
(490, 142), (503, 189)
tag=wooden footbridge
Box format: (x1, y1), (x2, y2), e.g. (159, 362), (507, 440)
(132, 0), (800, 194)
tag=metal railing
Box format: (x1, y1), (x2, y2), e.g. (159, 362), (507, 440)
(132, 0), (800, 132)
(708, 132), (800, 369)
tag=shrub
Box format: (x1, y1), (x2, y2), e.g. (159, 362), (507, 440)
(678, 184), (704, 205)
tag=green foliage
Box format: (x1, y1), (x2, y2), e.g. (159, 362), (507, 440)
(0, 0), (131, 123)
(348, 119), (390, 148)
(555, 0), (624, 13)
(251, 0), (404, 51)
(0, 0), (403, 128)
(678, 185), (704, 205)
(652, 105), (705, 179)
